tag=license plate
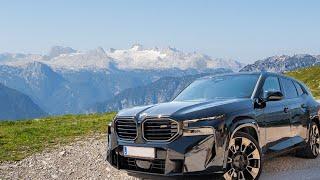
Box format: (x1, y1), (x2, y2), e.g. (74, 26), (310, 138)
(123, 146), (155, 159)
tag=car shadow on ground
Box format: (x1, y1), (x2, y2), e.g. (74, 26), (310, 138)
(128, 173), (224, 180)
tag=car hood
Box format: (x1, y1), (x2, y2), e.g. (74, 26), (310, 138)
(117, 98), (252, 121)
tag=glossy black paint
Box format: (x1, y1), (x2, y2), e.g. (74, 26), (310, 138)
(106, 72), (320, 177)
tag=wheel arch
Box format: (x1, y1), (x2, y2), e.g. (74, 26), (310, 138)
(229, 117), (260, 144)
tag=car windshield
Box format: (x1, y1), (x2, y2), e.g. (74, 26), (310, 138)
(174, 74), (260, 101)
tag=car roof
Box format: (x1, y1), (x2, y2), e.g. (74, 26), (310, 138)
(199, 71), (264, 79)
(199, 71), (297, 81)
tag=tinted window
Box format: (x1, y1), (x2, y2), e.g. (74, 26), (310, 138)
(294, 82), (304, 96)
(174, 75), (259, 101)
(262, 76), (281, 97)
(280, 78), (298, 99)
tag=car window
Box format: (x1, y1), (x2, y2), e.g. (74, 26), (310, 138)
(262, 76), (281, 98)
(174, 74), (259, 101)
(294, 81), (304, 96)
(280, 78), (298, 99)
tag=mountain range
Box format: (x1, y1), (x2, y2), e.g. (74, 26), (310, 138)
(1, 44), (244, 72)
(0, 83), (46, 120)
(1, 45), (320, 119)
(240, 54), (320, 72)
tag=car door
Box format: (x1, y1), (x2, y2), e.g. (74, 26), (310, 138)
(262, 76), (292, 151)
(286, 80), (309, 142)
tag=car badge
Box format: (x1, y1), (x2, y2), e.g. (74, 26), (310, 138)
(160, 125), (168, 128)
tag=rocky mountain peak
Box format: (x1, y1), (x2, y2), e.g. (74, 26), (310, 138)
(130, 44), (144, 51)
(48, 46), (77, 58)
(92, 47), (106, 54)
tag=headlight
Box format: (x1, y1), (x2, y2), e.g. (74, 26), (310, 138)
(183, 114), (225, 128)
(183, 127), (215, 136)
(182, 115), (224, 136)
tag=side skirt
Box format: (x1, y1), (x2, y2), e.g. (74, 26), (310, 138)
(262, 143), (307, 160)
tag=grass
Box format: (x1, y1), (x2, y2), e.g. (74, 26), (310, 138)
(0, 112), (115, 162)
(285, 66), (320, 99)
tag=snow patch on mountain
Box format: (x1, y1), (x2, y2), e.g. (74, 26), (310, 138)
(0, 45), (244, 72)
(47, 48), (113, 71)
(107, 44), (244, 71)
(0, 53), (43, 63)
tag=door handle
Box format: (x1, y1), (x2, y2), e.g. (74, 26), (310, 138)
(284, 107), (289, 113)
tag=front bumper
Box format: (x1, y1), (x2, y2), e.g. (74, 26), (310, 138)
(107, 127), (227, 176)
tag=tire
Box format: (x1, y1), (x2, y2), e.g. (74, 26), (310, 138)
(298, 122), (320, 159)
(223, 132), (262, 180)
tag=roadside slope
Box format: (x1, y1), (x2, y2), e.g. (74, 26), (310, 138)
(0, 137), (137, 180)
(0, 113), (115, 162)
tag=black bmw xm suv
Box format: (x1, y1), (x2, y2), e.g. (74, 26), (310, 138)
(107, 72), (320, 180)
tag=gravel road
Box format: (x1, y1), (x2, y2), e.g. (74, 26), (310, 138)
(1, 136), (320, 180)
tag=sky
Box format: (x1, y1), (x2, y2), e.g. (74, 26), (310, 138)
(1, 0), (320, 63)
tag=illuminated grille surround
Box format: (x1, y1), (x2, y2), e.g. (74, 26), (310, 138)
(142, 117), (180, 142)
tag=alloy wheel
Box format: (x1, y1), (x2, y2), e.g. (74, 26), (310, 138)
(224, 135), (261, 180)
(310, 124), (320, 156)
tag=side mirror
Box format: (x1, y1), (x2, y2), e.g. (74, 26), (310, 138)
(265, 91), (283, 101)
